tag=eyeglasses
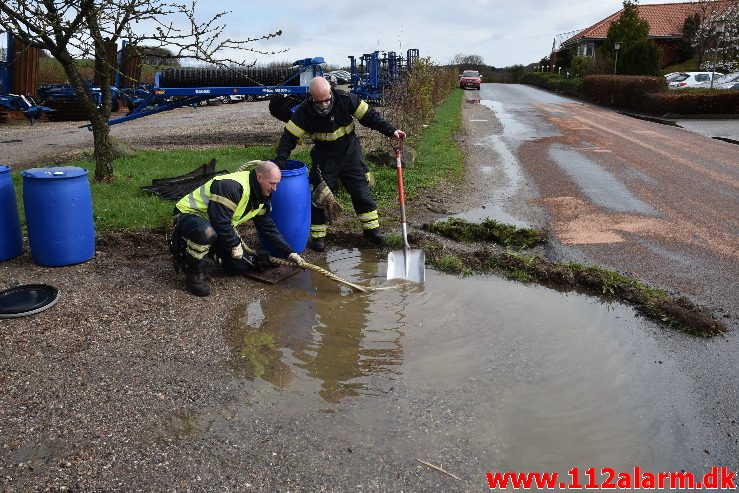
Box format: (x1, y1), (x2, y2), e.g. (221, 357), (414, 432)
(312, 95), (332, 105)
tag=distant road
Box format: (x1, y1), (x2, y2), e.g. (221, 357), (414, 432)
(478, 83), (739, 325)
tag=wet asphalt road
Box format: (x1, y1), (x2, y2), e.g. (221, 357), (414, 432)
(469, 82), (739, 475)
(477, 83), (738, 326)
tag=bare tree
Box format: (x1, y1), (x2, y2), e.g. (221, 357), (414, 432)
(450, 53), (485, 66)
(689, 0), (738, 68)
(0, 1), (283, 181)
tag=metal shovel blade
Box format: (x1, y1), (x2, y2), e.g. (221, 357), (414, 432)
(387, 248), (426, 283)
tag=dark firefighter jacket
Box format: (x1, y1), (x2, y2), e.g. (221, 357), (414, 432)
(275, 89), (396, 171)
(175, 169), (292, 257)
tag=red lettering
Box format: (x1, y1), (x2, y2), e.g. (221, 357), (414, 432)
(616, 471), (631, 489)
(721, 466), (737, 489)
(600, 467), (616, 489)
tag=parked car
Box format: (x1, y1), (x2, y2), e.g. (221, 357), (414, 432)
(329, 70), (352, 84)
(695, 72), (739, 89)
(459, 70), (481, 90)
(664, 72), (681, 82)
(324, 73), (338, 86)
(667, 72), (722, 89)
(691, 72), (739, 89)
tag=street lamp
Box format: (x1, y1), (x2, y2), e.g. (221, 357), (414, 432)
(613, 42), (621, 75)
(710, 20), (726, 89)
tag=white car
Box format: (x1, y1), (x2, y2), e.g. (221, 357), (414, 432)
(664, 72), (680, 81)
(329, 70), (351, 84)
(697, 72), (739, 89)
(667, 72), (722, 89)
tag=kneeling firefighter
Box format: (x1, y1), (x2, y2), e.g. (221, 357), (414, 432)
(170, 160), (306, 297)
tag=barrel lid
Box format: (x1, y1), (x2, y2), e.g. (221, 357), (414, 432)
(281, 160), (307, 177)
(0, 165), (10, 174)
(0, 284), (59, 318)
(21, 166), (88, 180)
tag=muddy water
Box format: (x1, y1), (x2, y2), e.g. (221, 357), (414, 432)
(215, 248), (712, 483)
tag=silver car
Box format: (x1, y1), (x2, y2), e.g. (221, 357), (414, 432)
(667, 72), (722, 89)
(701, 72), (739, 89)
(329, 70), (351, 84)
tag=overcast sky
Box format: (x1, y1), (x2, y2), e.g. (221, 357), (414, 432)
(194, 0), (696, 68)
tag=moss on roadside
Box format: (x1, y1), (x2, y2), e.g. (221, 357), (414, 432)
(424, 217), (546, 249)
(418, 239), (725, 337)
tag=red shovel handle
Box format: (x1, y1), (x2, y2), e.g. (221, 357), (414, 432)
(394, 147), (407, 224)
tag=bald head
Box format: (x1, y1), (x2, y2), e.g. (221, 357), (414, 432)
(309, 76), (331, 100)
(255, 160), (281, 196)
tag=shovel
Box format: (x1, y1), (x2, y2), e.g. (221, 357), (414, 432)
(387, 146), (425, 283)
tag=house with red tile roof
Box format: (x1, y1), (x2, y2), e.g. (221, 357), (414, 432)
(551, 0), (734, 68)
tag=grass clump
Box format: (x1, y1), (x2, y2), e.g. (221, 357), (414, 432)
(435, 254), (466, 274)
(424, 217), (546, 249)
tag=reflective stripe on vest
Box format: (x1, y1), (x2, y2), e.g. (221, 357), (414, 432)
(286, 120), (305, 138)
(176, 172), (264, 226)
(353, 100), (369, 120)
(313, 121), (355, 142)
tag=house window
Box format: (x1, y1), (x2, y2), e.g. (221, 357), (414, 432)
(577, 42), (595, 58)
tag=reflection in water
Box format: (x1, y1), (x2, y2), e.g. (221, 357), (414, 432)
(223, 249), (413, 403)
(175, 255), (713, 477)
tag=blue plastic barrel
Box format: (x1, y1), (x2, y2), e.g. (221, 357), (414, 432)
(0, 165), (24, 261)
(259, 160), (310, 255)
(21, 166), (95, 266)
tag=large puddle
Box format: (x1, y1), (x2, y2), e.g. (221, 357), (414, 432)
(213, 248), (713, 480)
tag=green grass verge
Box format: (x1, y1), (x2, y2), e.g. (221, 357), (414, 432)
(12, 146), (310, 231)
(356, 88), (465, 212)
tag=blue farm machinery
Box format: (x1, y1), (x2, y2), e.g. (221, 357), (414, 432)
(109, 57), (326, 126)
(0, 33), (53, 123)
(348, 48), (419, 104)
(0, 34), (143, 122)
(1, 30), (327, 125)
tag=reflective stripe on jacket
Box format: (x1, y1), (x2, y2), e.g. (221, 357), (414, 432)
(175, 172), (265, 227)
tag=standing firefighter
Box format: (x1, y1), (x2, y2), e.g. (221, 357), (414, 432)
(170, 160), (305, 297)
(274, 76), (406, 251)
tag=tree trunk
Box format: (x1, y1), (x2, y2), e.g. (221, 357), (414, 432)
(91, 115), (114, 182)
(58, 51), (115, 182)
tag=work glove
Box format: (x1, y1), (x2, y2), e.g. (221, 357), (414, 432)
(231, 243), (244, 259)
(253, 249), (273, 272)
(238, 160), (274, 172)
(288, 252), (307, 268)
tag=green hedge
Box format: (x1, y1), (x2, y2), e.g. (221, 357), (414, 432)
(642, 90), (739, 116)
(519, 72), (582, 96)
(523, 73), (738, 116)
(579, 75), (666, 110)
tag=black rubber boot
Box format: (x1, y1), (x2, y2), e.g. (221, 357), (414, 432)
(363, 228), (386, 246)
(310, 237), (325, 252)
(185, 267), (210, 297)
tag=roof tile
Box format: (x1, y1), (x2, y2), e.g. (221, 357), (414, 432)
(562, 0), (735, 46)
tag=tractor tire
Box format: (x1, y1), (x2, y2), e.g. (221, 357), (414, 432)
(158, 66), (302, 88)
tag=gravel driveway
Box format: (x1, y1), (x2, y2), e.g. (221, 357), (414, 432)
(0, 101), (284, 168)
